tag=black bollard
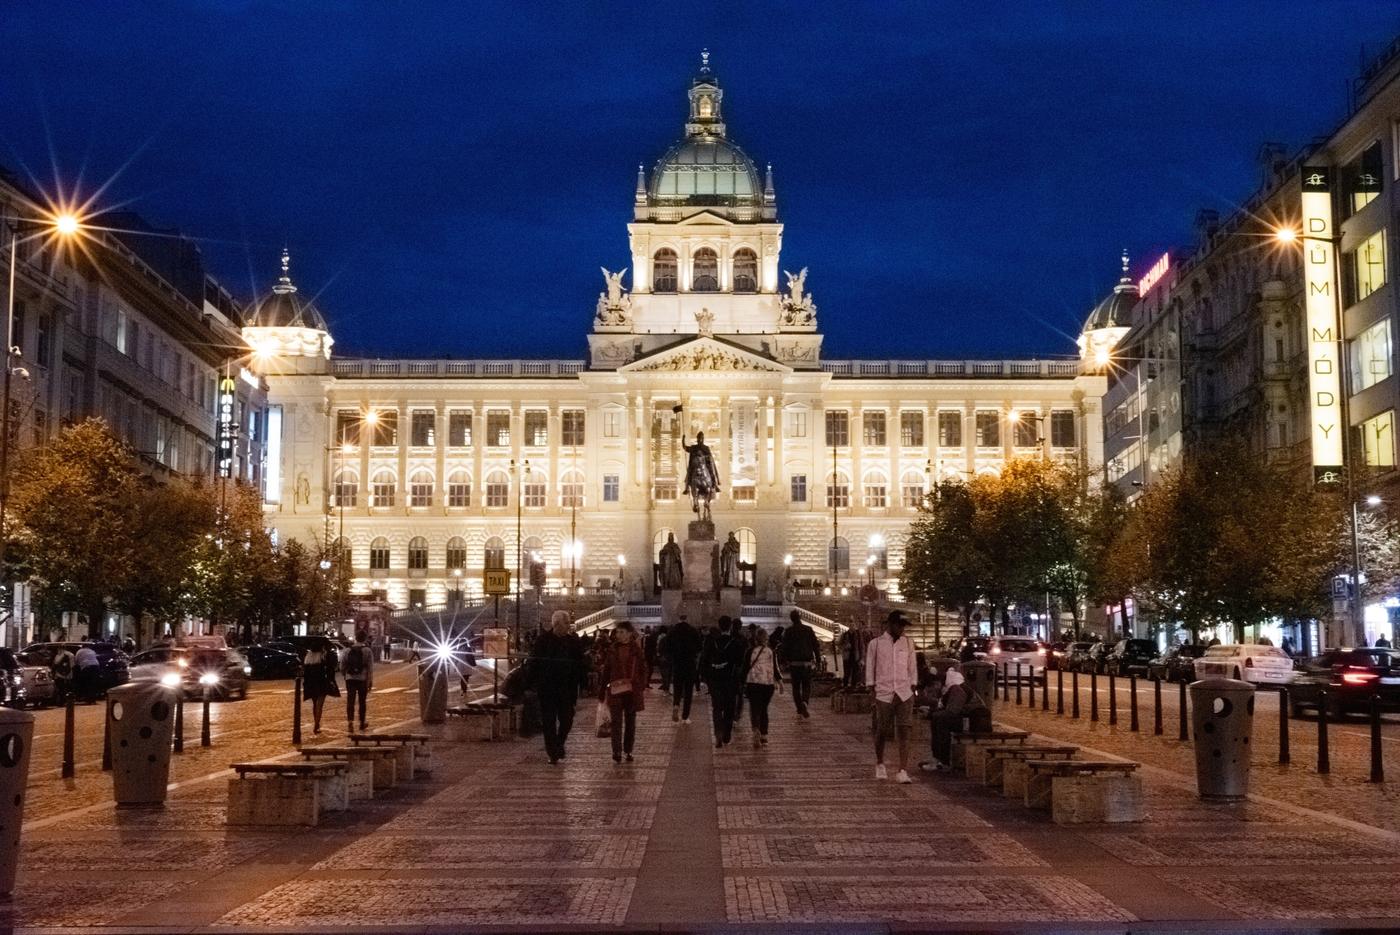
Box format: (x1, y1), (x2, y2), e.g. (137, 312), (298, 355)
(101, 697), (113, 771)
(201, 688), (212, 748)
(1071, 670), (1080, 718)
(1370, 693), (1384, 784)
(1278, 687), (1290, 765)
(1090, 671), (1099, 722)
(1317, 690), (1330, 774)
(61, 694), (75, 779)
(1108, 672), (1118, 726)
(1177, 680), (1188, 741)
(1002, 664), (1010, 701)
(292, 674), (303, 746)
(1027, 666), (1036, 708)
(1041, 667), (1049, 711)
(1129, 675), (1139, 732)
(1015, 663), (1023, 705)
(173, 694), (184, 753)
(1153, 677), (1163, 736)
(1057, 667), (1064, 715)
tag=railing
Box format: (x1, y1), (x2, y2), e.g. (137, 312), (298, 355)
(332, 358), (588, 378)
(820, 359), (1079, 378)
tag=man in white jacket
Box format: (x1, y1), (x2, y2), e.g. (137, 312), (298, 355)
(865, 611), (917, 783)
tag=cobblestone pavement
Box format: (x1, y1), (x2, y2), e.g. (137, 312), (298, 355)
(5, 676), (1400, 931)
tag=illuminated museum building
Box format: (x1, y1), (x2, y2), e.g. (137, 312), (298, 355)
(250, 64), (1107, 609)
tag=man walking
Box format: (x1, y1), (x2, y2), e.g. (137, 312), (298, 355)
(667, 615), (702, 723)
(342, 630), (373, 732)
(780, 609), (819, 718)
(73, 643), (100, 704)
(700, 616), (746, 747)
(866, 611), (917, 783)
(531, 610), (586, 763)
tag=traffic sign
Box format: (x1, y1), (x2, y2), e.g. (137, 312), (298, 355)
(482, 627), (510, 659)
(484, 568), (511, 595)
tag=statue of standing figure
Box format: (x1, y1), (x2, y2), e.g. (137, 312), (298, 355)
(681, 429), (721, 521)
(659, 532), (684, 591)
(719, 532), (740, 588)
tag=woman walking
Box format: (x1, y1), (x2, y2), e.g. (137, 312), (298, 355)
(743, 629), (781, 747)
(598, 621), (647, 764)
(301, 639), (340, 734)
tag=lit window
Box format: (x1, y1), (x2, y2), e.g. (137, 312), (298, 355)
(785, 409), (807, 438)
(371, 470), (396, 507)
(1349, 141), (1384, 215)
(561, 472), (584, 508)
(938, 411), (962, 447)
(790, 474), (807, 503)
(447, 471), (471, 507)
(825, 410), (849, 447)
(975, 411), (1000, 448)
(863, 411), (886, 447)
(562, 410), (585, 447)
(407, 536), (428, 570)
(692, 248), (719, 292)
(900, 412), (924, 447)
(1352, 318), (1393, 391)
(732, 248), (758, 293)
(1350, 228), (1387, 304)
(653, 248), (677, 293)
(603, 410), (622, 438)
(486, 411), (511, 447)
(524, 411), (548, 446)
(485, 471), (509, 507)
(603, 474), (620, 502)
(448, 411), (472, 446)
(410, 410), (435, 447)
(1360, 410), (1395, 468)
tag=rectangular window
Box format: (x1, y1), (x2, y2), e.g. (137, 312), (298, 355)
(602, 474), (620, 502)
(336, 410), (360, 447)
(732, 486), (755, 502)
(447, 478), (471, 507)
(902, 482), (924, 508)
(372, 476), (396, 507)
(369, 543), (389, 570)
(524, 479), (546, 508)
(790, 474), (807, 503)
(1352, 318), (1394, 392)
(1348, 140), (1384, 216)
(409, 478), (432, 507)
(408, 588), (426, 609)
(975, 411), (1000, 448)
(487, 410), (511, 447)
(938, 411), (962, 447)
(863, 411), (886, 447)
(561, 409), (585, 447)
(824, 410), (849, 447)
(900, 411), (924, 447)
(1013, 417), (1038, 448)
(410, 410), (436, 447)
(486, 476), (509, 507)
(863, 481), (887, 509)
(370, 410), (398, 447)
(447, 410), (472, 446)
(1349, 228), (1387, 304)
(524, 410), (548, 446)
(603, 410), (622, 438)
(334, 479), (358, 508)
(652, 480), (677, 501)
(1050, 410), (1076, 448)
(561, 478), (583, 508)
(1360, 410), (1396, 468)
(826, 479), (849, 509)
(785, 409), (807, 438)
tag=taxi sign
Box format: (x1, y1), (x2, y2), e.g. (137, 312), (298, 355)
(484, 568), (511, 595)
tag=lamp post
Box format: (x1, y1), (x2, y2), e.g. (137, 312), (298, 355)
(616, 552), (626, 595)
(783, 552), (793, 598)
(830, 442), (840, 586)
(452, 568), (462, 608)
(512, 458), (529, 646)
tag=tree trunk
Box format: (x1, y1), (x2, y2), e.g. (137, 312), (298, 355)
(85, 598), (106, 641)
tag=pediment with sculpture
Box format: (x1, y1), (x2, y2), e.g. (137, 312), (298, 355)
(620, 337), (789, 374)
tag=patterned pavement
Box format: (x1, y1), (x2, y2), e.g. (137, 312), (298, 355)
(6, 680), (1400, 931)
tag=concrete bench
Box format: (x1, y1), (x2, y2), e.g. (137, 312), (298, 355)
(446, 704), (516, 742)
(228, 761), (348, 827)
(298, 746), (389, 800)
(832, 689), (873, 714)
(349, 733), (432, 777)
(951, 730), (1031, 776)
(1023, 760), (1143, 824)
(984, 745), (1079, 797)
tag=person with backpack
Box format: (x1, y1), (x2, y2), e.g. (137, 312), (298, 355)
(700, 616), (746, 748)
(920, 665), (991, 772)
(342, 631), (373, 732)
(667, 615), (702, 723)
(743, 628), (781, 747)
(780, 609), (820, 718)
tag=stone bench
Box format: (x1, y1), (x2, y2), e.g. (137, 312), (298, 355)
(831, 688), (873, 714)
(349, 733), (432, 778)
(951, 730), (1031, 775)
(984, 745), (1079, 797)
(446, 704), (516, 742)
(298, 746), (389, 800)
(228, 761), (348, 827)
(1023, 759), (1143, 824)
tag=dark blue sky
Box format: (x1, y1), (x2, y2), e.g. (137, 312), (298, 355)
(2, 2), (1393, 360)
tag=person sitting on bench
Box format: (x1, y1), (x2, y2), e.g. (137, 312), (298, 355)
(921, 666), (991, 773)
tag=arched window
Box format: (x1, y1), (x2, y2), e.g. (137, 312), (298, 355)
(652, 248), (678, 293)
(369, 536), (390, 571)
(732, 248), (758, 293)
(561, 470), (584, 509)
(485, 470), (509, 508)
(867, 533), (888, 572)
(901, 470), (927, 509)
(447, 470), (471, 508)
(863, 470), (888, 509)
(407, 536), (429, 570)
(409, 470), (433, 508)
(371, 470), (396, 508)
(653, 528), (674, 561)
(445, 536), (467, 570)
(825, 471), (850, 509)
(484, 536), (506, 570)
(828, 536), (849, 575)
(523, 470), (547, 508)
(735, 527), (756, 564)
(692, 247), (719, 292)
(333, 470), (358, 508)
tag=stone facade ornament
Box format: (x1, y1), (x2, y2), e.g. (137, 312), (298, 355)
(778, 267), (818, 331)
(635, 346), (783, 372)
(595, 267), (632, 330)
(695, 307), (715, 337)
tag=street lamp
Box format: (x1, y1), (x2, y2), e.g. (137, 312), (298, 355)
(783, 552), (793, 593)
(512, 458), (529, 646)
(616, 552), (626, 594)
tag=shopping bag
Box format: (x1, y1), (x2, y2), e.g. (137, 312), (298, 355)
(595, 700), (611, 737)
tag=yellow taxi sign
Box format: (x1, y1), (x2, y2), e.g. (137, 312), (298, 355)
(484, 568), (511, 595)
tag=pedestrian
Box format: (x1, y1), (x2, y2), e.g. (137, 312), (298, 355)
(73, 643), (100, 703)
(656, 625), (672, 693)
(1376, 633), (1392, 649)
(780, 609), (819, 718)
(920, 666), (991, 772)
(342, 630), (374, 732)
(598, 621), (647, 763)
(743, 629), (781, 747)
(866, 611), (917, 783)
(700, 615), (746, 748)
(300, 641), (339, 734)
(530, 610), (586, 764)
(841, 629), (861, 688)
(643, 626), (660, 686)
(667, 614), (702, 723)
(50, 645), (75, 704)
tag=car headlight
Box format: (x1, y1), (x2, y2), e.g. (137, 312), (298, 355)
(176, 658), (189, 669)
(198, 672), (219, 686)
(242, 666), (252, 675)
(9, 675), (19, 686)
(159, 672), (182, 687)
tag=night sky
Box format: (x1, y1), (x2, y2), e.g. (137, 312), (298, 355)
(1, 2), (1392, 361)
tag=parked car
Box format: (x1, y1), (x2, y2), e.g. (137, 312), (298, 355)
(0, 648), (56, 707)
(1045, 641), (1074, 671)
(1105, 639), (1158, 677)
(1286, 648), (1400, 718)
(1073, 641), (1113, 674)
(987, 636), (1045, 677)
(1149, 644), (1207, 683)
(1192, 643), (1295, 684)
(277, 635), (348, 664)
(951, 636), (992, 660)
(21, 642), (129, 693)
(128, 647), (252, 700)
(1064, 642), (1097, 673)
(243, 644), (302, 680)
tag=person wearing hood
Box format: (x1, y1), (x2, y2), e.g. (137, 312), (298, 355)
(920, 666), (991, 773)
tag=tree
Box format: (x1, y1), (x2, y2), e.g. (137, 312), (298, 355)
(900, 480), (988, 628)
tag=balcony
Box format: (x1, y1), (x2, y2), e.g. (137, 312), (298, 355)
(332, 359), (587, 378)
(820, 359), (1079, 379)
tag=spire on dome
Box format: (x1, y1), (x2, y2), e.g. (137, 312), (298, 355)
(700, 48), (711, 75)
(1114, 249), (1134, 292)
(764, 163), (775, 204)
(635, 164), (647, 204)
(686, 50), (725, 137)
(273, 248), (297, 295)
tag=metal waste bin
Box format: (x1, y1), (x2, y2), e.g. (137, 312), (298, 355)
(962, 661), (997, 710)
(1189, 677), (1255, 801)
(0, 708), (34, 895)
(418, 662), (449, 724)
(108, 682), (179, 806)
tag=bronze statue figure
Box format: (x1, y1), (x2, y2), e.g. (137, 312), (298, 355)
(659, 532), (684, 590)
(681, 430), (721, 521)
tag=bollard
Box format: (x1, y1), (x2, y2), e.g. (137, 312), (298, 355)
(61, 694), (75, 779)
(1178, 680), (1188, 741)
(1129, 675), (1139, 732)
(1001, 664), (1009, 701)
(1189, 677), (1255, 801)
(1090, 671), (1099, 722)
(173, 694), (184, 754)
(0, 709), (35, 896)
(200, 688), (211, 748)
(1041, 667), (1049, 711)
(1316, 689), (1330, 774)
(418, 661), (450, 724)
(1015, 663), (1023, 705)
(1370, 693), (1384, 784)
(1108, 672), (1118, 726)
(1027, 666), (1035, 708)
(1153, 678), (1163, 736)
(1071, 670), (1080, 718)
(1057, 667), (1064, 715)
(1278, 687), (1290, 765)
(107, 682), (179, 806)
(292, 674), (303, 746)
(102, 697), (113, 771)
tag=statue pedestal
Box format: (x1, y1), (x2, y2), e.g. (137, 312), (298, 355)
(688, 519), (715, 541)
(682, 539), (718, 595)
(718, 587), (743, 624)
(683, 596), (715, 630)
(660, 589), (683, 627)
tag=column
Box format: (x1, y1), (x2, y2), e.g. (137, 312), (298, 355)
(963, 403), (975, 477)
(471, 402), (484, 515)
(850, 404), (863, 517)
(434, 400), (447, 516)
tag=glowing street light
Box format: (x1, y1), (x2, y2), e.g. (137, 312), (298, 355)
(1273, 226), (1298, 244)
(1366, 494), (1382, 508)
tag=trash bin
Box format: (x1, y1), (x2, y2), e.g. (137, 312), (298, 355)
(1189, 677), (1255, 801)
(0, 708), (34, 896)
(962, 661), (997, 710)
(417, 662), (449, 724)
(108, 682), (179, 806)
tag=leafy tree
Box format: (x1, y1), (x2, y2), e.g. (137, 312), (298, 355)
(108, 478), (214, 647)
(900, 480), (988, 628)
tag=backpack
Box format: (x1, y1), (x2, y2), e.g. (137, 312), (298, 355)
(344, 646), (366, 677)
(708, 636), (734, 675)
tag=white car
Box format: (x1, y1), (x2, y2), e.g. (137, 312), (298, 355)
(1192, 644), (1295, 684)
(987, 636), (1046, 676)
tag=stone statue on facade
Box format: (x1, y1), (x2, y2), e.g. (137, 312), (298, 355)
(595, 267), (632, 328)
(659, 532), (684, 590)
(779, 267), (817, 329)
(719, 532), (740, 588)
(681, 428), (721, 522)
(695, 307), (715, 337)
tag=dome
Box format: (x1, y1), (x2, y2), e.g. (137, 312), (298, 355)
(246, 250), (328, 331)
(650, 137), (761, 205)
(1083, 252), (1139, 332)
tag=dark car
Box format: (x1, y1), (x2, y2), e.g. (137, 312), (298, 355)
(1149, 644), (1207, 683)
(1064, 642), (1097, 673)
(1287, 648), (1400, 718)
(1045, 642), (1075, 671)
(129, 647), (252, 700)
(22, 642), (129, 693)
(243, 644), (302, 680)
(1105, 639), (1158, 677)
(278, 635), (348, 663)
(951, 636), (992, 660)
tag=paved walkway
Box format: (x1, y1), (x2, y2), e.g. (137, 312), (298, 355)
(7, 685), (1400, 932)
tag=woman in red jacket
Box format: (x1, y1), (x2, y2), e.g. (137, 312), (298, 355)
(598, 621), (648, 763)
